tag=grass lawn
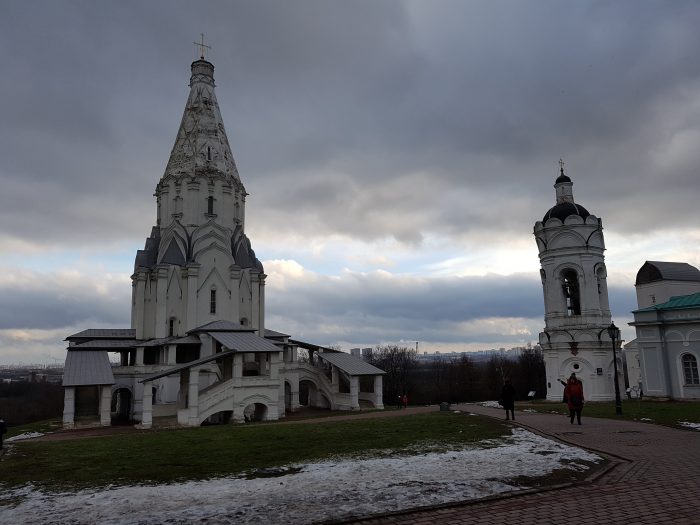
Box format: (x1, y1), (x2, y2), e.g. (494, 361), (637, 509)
(517, 399), (700, 429)
(1, 412), (508, 490)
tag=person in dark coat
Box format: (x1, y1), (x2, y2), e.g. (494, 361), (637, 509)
(0, 418), (7, 450)
(564, 374), (584, 424)
(501, 378), (516, 420)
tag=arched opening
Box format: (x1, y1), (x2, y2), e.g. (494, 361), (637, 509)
(210, 288), (217, 314)
(682, 354), (699, 385)
(299, 379), (316, 406)
(203, 410), (232, 425)
(207, 195), (214, 215)
(561, 269), (581, 315)
(243, 403), (267, 422)
(111, 388), (132, 423)
(284, 381), (292, 412)
(240, 317), (249, 326)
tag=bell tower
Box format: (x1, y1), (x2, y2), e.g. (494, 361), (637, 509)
(534, 161), (620, 401)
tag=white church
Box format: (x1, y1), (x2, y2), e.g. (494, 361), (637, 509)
(62, 55), (385, 429)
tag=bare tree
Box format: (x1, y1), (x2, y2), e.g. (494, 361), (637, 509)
(368, 345), (418, 405)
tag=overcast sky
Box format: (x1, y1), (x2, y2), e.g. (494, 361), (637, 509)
(2, 0), (700, 364)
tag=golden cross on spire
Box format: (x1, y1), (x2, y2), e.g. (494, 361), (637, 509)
(193, 33), (212, 60)
(558, 157), (565, 175)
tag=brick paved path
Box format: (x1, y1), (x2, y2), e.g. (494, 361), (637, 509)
(350, 404), (700, 525)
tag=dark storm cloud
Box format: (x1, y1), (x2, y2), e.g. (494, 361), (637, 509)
(2, 1), (700, 250)
(264, 270), (637, 344)
(0, 276), (129, 330)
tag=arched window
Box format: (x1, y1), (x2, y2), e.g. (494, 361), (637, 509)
(240, 317), (248, 326)
(207, 196), (214, 215)
(210, 288), (217, 315)
(169, 317), (176, 337)
(562, 269), (581, 316)
(207, 146), (211, 161)
(682, 354), (699, 385)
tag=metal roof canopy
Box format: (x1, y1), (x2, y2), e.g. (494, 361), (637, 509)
(317, 351), (385, 376)
(63, 350), (115, 386)
(71, 339), (138, 350)
(140, 349), (237, 383)
(635, 261), (700, 286)
(66, 328), (136, 341)
(210, 331), (283, 353)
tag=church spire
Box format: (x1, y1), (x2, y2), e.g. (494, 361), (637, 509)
(162, 55), (241, 185)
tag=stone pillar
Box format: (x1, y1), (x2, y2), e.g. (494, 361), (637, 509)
(185, 264), (200, 331)
(100, 386), (112, 426)
(373, 375), (384, 409)
(187, 367), (200, 426)
(350, 376), (360, 410)
(155, 265), (169, 338)
(62, 387), (75, 429)
(233, 354), (243, 379)
(331, 366), (339, 392)
(269, 352), (281, 380)
(133, 273), (148, 339)
(135, 347), (145, 366)
(140, 385), (153, 429)
(251, 271), (261, 335)
(230, 265), (241, 322)
(199, 333), (213, 358)
(166, 344), (177, 365)
(258, 274), (266, 334)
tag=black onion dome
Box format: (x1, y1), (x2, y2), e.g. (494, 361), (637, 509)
(543, 202), (590, 222)
(555, 173), (571, 183)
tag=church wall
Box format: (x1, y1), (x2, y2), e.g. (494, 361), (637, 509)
(636, 281), (700, 309)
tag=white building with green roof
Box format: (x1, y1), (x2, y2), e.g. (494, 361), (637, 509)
(629, 263), (700, 399)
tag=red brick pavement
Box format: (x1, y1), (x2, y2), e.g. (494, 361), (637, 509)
(346, 403), (700, 525)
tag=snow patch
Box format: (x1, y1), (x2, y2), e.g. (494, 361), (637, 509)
(0, 428), (601, 525)
(5, 432), (44, 443)
(678, 421), (700, 431)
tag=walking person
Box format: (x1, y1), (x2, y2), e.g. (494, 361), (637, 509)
(402, 393), (408, 409)
(563, 374), (584, 425)
(501, 378), (516, 420)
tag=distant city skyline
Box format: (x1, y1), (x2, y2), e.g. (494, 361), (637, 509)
(2, 1), (700, 364)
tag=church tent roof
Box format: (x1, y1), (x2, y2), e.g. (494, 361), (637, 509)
(317, 351), (385, 376)
(63, 350), (115, 386)
(209, 331), (283, 353)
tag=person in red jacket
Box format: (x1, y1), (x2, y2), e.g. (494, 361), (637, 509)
(563, 374), (584, 425)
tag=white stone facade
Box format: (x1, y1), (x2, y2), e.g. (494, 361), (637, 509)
(534, 169), (620, 401)
(62, 58), (384, 429)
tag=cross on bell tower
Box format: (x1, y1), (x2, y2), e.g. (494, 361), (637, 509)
(193, 33), (211, 60)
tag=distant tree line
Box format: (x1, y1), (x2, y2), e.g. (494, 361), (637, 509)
(367, 345), (546, 406)
(0, 382), (64, 426)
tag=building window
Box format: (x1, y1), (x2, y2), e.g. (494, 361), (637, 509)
(682, 354), (699, 385)
(562, 269), (581, 316)
(210, 289), (217, 314)
(207, 196), (214, 215)
(207, 146), (211, 161)
(169, 318), (175, 337)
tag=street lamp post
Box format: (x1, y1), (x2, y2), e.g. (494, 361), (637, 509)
(607, 322), (623, 416)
